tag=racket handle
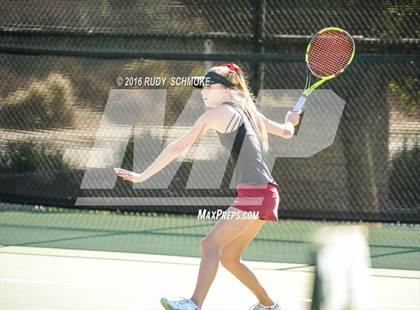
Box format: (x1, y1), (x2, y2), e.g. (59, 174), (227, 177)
(292, 95), (307, 136)
(292, 95), (307, 112)
(294, 111), (305, 136)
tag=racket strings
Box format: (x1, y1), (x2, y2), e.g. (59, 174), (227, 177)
(307, 30), (354, 78)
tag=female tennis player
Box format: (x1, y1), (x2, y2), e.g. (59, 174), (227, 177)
(115, 63), (300, 310)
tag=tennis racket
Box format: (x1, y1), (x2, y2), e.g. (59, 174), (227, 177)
(293, 27), (355, 135)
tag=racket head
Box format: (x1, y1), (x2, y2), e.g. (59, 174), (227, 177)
(306, 27), (355, 79)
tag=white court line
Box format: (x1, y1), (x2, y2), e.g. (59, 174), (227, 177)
(0, 244), (308, 270)
(1, 278), (101, 288)
(1, 244), (419, 279)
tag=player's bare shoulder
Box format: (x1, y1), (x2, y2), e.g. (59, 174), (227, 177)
(207, 103), (241, 133)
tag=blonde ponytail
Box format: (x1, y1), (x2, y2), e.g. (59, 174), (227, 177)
(209, 65), (269, 152)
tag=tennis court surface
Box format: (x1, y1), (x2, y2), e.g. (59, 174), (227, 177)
(1, 203), (419, 310)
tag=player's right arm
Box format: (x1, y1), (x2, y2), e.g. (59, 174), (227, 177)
(115, 109), (217, 183)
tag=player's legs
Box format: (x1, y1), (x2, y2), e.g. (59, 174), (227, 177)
(190, 206), (259, 309)
(219, 218), (275, 307)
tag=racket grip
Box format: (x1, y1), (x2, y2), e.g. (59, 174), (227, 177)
(292, 95), (307, 136)
(294, 111), (305, 135)
(292, 95), (307, 112)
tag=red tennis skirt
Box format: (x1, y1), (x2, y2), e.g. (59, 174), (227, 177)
(231, 182), (280, 221)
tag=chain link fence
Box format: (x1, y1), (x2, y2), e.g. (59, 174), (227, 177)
(0, 0), (419, 222)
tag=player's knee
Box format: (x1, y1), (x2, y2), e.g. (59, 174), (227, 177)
(220, 252), (240, 269)
(200, 236), (221, 253)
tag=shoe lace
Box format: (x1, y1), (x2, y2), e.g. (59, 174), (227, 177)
(177, 297), (199, 309)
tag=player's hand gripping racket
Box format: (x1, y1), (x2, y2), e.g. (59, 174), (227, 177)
(293, 27), (355, 135)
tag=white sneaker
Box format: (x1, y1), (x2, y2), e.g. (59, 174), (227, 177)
(160, 297), (199, 310)
(248, 301), (281, 310)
